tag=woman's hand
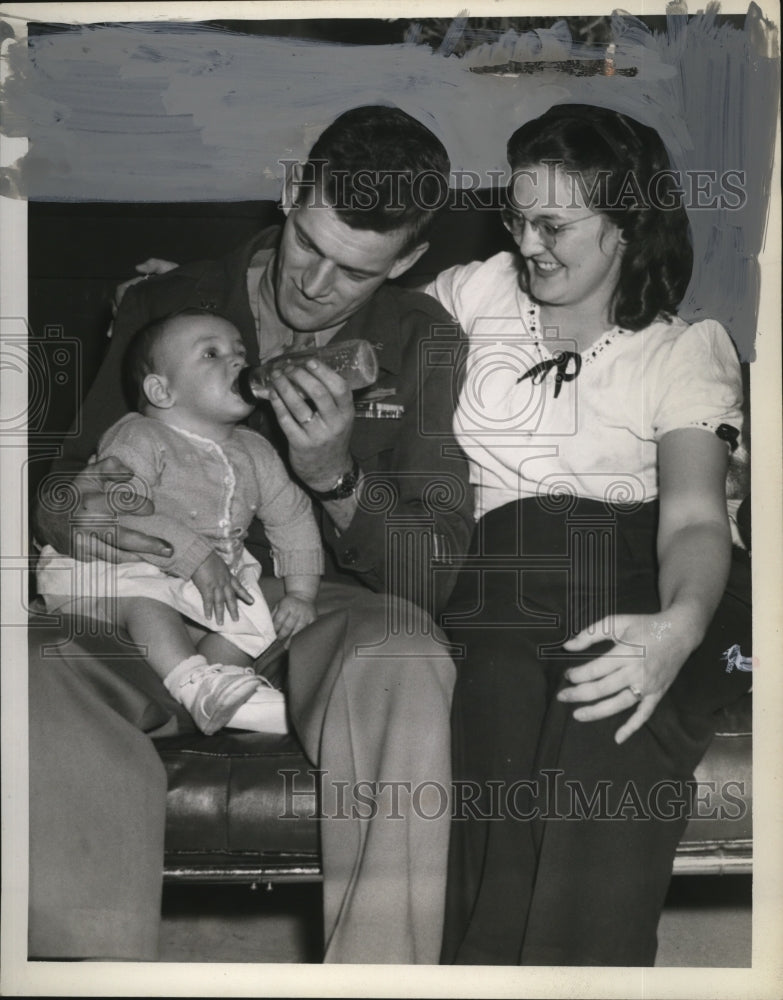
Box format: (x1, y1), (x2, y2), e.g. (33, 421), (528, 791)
(560, 429), (736, 745)
(558, 609), (700, 745)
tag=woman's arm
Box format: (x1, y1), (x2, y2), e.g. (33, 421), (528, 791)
(655, 427), (733, 649)
(558, 427), (732, 743)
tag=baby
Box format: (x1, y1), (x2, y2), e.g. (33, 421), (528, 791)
(37, 308), (324, 735)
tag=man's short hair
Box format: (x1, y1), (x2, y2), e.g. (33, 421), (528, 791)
(123, 306), (219, 411)
(295, 105), (451, 248)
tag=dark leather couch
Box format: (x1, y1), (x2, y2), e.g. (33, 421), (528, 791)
(156, 693), (752, 889)
(28, 196), (753, 895)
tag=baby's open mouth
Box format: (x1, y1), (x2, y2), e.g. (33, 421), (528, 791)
(235, 368), (258, 405)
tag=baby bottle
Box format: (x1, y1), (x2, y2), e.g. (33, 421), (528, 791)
(239, 339), (379, 400)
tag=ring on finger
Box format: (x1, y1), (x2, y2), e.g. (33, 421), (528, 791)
(627, 683), (643, 702)
(300, 410), (315, 425)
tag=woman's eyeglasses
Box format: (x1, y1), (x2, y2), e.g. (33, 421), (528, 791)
(501, 208), (597, 249)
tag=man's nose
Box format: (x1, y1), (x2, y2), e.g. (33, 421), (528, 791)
(301, 258), (334, 299)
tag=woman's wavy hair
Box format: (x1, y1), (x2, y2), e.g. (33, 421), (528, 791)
(506, 104), (693, 331)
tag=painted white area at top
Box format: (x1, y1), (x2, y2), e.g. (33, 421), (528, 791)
(2, 4), (777, 359)
(2, 1), (764, 21)
(0, 16), (692, 202)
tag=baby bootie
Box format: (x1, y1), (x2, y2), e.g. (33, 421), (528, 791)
(164, 654), (268, 736)
(224, 675), (288, 735)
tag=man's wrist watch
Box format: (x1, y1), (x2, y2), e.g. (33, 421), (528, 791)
(309, 457), (360, 501)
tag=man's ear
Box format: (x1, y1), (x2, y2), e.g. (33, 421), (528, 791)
(142, 373), (174, 409)
(387, 241), (430, 282)
(281, 161), (305, 216)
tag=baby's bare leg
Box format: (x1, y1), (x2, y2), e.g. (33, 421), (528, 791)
(115, 598), (284, 736)
(115, 599), (249, 675)
(197, 632), (253, 669)
(117, 597), (198, 680)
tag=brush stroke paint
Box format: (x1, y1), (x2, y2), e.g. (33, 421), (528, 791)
(1, 12), (779, 359)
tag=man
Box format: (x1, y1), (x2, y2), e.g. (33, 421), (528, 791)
(30, 106), (473, 963)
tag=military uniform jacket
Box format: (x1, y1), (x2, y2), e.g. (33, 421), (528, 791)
(55, 228), (473, 613)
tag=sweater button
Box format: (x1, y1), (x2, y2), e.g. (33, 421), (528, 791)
(344, 547), (358, 565)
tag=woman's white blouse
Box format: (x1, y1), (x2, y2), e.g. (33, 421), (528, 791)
(426, 253), (743, 520)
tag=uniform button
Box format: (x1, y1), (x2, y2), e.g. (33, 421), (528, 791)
(223, 476), (231, 485)
(219, 518), (228, 527)
(344, 547), (358, 565)
(190, 511), (197, 518)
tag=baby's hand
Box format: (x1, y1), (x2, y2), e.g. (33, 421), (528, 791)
(191, 551), (253, 626)
(272, 594), (317, 645)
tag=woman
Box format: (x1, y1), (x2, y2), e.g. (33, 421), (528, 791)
(426, 104), (752, 966)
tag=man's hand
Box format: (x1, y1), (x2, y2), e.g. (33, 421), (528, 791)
(264, 359), (355, 491)
(191, 551), (254, 627)
(111, 258), (179, 316)
(35, 456), (175, 563)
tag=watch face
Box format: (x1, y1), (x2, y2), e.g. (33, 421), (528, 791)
(333, 470), (358, 499)
(312, 462), (359, 501)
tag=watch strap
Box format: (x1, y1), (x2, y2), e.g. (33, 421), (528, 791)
(309, 457), (360, 501)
